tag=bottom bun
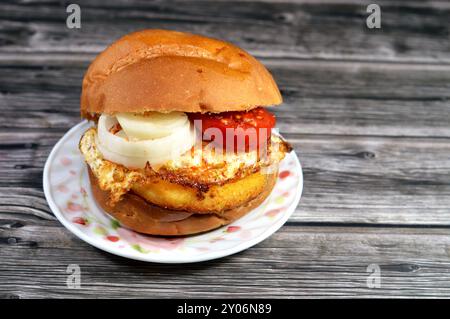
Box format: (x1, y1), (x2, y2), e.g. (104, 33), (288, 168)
(88, 168), (277, 236)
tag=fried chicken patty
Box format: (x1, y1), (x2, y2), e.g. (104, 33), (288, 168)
(79, 127), (290, 212)
(132, 170), (273, 213)
(89, 168), (278, 235)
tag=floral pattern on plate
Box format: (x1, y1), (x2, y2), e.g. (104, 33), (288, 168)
(43, 121), (303, 263)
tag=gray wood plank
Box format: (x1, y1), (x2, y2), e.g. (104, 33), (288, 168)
(0, 0), (449, 63)
(2, 130), (450, 225)
(293, 135), (450, 225)
(1, 0), (450, 299)
(1, 224), (450, 298)
(1, 59), (449, 137)
(0, 58), (449, 225)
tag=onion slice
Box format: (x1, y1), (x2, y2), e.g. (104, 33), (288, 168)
(97, 114), (195, 168)
(116, 112), (188, 140)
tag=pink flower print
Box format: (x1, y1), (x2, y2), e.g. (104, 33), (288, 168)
(57, 184), (69, 193)
(106, 235), (120, 242)
(116, 228), (184, 251)
(67, 201), (84, 212)
(279, 170), (291, 179)
(225, 226), (241, 233)
(72, 217), (88, 226)
(265, 209), (281, 217)
(60, 157), (72, 166)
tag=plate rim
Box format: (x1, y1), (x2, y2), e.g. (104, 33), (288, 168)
(43, 120), (303, 263)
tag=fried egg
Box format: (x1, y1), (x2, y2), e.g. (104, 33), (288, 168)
(79, 127), (291, 204)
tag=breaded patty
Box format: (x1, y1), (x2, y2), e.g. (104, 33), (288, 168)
(79, 127), (290, 210)
(89, 168), (278, 235)
(132, 170), (273, 213)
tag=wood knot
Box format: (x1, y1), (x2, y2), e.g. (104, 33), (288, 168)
(274, 12), (295, 23)
(7, 237), (18, 244)
(356, 151), (375, 159)
(1, 237), (38, 247)
(0, 220), (24, 229)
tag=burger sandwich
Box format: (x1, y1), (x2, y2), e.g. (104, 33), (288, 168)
(79, 29), (292, 236)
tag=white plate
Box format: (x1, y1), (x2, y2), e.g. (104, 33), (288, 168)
(43, 121), (303, 263)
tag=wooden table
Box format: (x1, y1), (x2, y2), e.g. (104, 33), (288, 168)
(1, 0), (450, 298)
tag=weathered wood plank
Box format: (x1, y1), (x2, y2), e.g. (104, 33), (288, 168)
(1, 0), (449, 299)
(1, 59), (449, 137)
(1, 224), (450, 298)
(2, 129), (450, 225)
(0, 0), (449, 63)
(294, 135), (450, 225)
(0, 57), (449, 225)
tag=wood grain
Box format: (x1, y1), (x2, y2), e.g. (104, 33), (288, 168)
(2, 130), (450, 225)
(1, 224), (450, 298)
(0, 0), (449, 63)
(1, 0), (450, 298)
(1, 59), (449, 136)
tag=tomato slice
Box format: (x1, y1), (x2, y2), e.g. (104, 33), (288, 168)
(189, 107), (276, 152)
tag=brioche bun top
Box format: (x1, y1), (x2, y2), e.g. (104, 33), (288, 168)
(80, 29), (282, 117)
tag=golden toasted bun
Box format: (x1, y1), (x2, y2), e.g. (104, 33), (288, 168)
(81, 29), (282, 117)
(89, 168), (277, 236)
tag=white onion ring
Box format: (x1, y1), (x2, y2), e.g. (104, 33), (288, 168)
(97, 114), (195, 168)
(116, 112), (188, 140)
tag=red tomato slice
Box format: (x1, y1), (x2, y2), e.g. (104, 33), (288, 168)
(189, 107), (276, 152)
